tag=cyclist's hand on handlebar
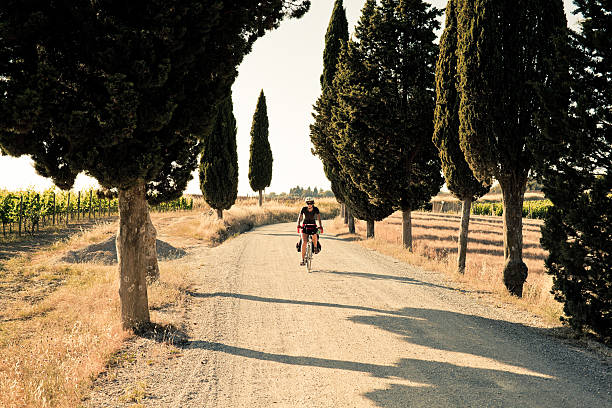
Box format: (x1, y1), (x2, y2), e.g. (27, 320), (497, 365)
(319, 227), (324, 234)
(297, 226), (301, 233)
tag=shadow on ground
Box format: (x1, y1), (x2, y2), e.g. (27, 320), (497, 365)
(182, 291), (610, 408)
(0, 220), (115, 261)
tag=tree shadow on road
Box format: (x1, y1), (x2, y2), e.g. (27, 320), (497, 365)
(313, 270), (471, 293)
(179, 298), (610, 407)
(187, 291), (414, 317)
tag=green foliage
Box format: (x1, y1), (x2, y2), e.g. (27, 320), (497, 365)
(433, 0), (489, 201)
(331, 0), (444, 214)
(248, 90), (273, 193)
(456, 0), (567, 187)
(470, 200), (551, 219)
(310, 0), (350, 205)
(199, 95), (238, 211)
(321, 0), (349, 90)
(0, 189), (192, 236)
(533, 0), (611, 342)
(0, 1), (309, 195)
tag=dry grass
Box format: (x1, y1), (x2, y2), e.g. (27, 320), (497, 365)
(0, 223), (193, 407)
(165, 197), (339, 245)
(0, 198), (339, 407)
(329, 211), (562, 324)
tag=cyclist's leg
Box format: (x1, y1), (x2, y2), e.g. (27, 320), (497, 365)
(312, 232), (318, 253)
(301, 232), (308, 263)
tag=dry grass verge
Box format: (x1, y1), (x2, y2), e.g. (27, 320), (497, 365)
(328, 211), (562, 325)
(0, 198), (339, 407)
(165, 197), (339, 245)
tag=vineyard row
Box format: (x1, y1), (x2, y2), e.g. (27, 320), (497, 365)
(0, 189), (193, 237)
(431, 199), (552, 219)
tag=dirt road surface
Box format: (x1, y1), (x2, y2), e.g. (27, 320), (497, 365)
(86, 221), (611, 407)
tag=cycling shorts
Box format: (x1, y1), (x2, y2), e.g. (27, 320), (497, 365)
(301, 224), (318, 235)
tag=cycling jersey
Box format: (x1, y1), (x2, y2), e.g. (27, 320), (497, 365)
(300, 206), (320, 225)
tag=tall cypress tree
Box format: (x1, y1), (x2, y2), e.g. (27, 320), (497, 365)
(310, 0), (352, 231)
(533, 0), (611, 341)
(199, 95), (238, 219)
(0, 1), (310, 329)
(332, 0), (444, 248)
(434, 0), (490, 273)
(248, 90), (273, 206)
(455, 0), (567, 296)
(329, 1), (396, 238)
(320, 0), (349, 91)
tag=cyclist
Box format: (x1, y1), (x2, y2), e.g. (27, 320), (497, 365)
(297, 196), (323, 266)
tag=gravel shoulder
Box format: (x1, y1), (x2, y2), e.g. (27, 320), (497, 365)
(85, 221), (611, 408)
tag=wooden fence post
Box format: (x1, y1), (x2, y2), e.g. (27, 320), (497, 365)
(52, 192), (56, 225)
(18, 194), (22, 236)
(36, 194), (40, 232)
(89, 190), (92, 220)
(66, 193), (71, 225)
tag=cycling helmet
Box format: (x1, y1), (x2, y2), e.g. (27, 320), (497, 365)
(305, 196), (314, 205)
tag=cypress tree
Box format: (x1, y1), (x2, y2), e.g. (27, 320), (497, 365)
(533, 0), (611, 341)
(199, 95), (238, 219)
(433, 0), (490, 273)
(455, 0), (567, 296)
(320, 0), (349, 92)
(310, 0), (351, 228)
(248, 90), (273, 206)
(332, 0), (444, 248)
(0, 1), (310, 329)
(328, 1), (396, 238)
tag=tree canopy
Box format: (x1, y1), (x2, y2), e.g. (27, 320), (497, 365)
(533, 0), (611, 341)
(0, 0), (311, 329)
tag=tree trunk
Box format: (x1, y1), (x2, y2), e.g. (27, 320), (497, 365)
(402, 210), (412, 250)
(143, 213), (159, 282)
(500, 179), (528, 297)
(258, 190), (263, 207)
(216, 208), (223, 219)
(366, 219), (375, 238)
(117, 182), (152, 331)
(347, 210), (355, 234)
(344, 204), (348, 224)
(457, 197), (472, 274)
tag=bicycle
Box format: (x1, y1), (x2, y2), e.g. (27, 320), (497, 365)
(298, 225), (321, 273)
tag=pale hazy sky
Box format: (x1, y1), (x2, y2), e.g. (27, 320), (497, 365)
(0, 0), (579, 195)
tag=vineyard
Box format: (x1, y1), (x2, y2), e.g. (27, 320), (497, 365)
(0, 189), (193, 237)
(432, 198), (552, 220)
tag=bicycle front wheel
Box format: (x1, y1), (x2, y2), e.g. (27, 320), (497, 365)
(306, 241), (312, 272)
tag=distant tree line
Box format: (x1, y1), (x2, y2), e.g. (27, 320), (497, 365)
(286, 186), (335, 198)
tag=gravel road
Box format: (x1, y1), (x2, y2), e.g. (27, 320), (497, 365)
(86, 221), (611, 407)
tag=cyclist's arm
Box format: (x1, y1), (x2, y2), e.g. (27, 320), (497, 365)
(297, 212), (303, 228)
(317, 213), (323, 230)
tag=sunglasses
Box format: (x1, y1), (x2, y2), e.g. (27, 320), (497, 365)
(307, 202), (314, 205)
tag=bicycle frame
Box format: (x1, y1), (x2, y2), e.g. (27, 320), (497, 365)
(299, 225), (319, 273)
